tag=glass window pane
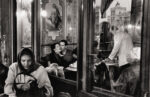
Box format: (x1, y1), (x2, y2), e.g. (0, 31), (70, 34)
(0, 1), (1, 40)
(92, 0), (142, 96)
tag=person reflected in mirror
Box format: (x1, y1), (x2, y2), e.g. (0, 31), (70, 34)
(100, 22), (113, 51)
(59, 40), (77, 68)
(98, 22), (113, 59)
(104, 26), (133, 81)
(4, 48), (53, 97)
(42, 43), (65, 78)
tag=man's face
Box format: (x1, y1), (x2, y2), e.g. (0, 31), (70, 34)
(60, 42), (66, 51)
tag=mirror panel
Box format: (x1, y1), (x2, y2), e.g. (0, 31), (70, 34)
(40, 0), (78, 81)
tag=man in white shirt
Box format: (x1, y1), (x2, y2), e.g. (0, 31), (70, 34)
(105, 26), (133, 80)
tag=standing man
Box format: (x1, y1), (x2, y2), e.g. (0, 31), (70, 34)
(59, 40), (76, 68)
(104, 26), (133, 80)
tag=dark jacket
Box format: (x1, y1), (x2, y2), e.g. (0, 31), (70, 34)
(41, 51), (64, 67)
(61, 49), (76, 68)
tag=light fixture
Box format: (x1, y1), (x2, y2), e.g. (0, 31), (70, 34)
(29, 0), (33, 3)
(16, 10), (26, 17)
(127, 24), (132, 29)
(136, 25), (141, 30)
(69, 26), (73, 31)
(41, 10), (47, 17)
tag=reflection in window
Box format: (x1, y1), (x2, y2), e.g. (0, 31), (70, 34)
(0, 1), (1, 64)
(93, 0), (142, 96)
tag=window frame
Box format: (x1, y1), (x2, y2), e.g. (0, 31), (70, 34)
(77, 0), (150, 97)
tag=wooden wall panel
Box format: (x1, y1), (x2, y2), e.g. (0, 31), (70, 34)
(1, 0), (13, 66)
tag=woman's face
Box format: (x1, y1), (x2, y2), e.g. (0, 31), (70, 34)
(54, 44), (61, 53)
(21, 54), (32, 70)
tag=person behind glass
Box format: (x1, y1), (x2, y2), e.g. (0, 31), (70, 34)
(44, 42), (64, 67)
(4, 48), (53, 97)
(43, 43), (65, 78)
(59, 40), (76, 68)
(104, 26), (133, 80)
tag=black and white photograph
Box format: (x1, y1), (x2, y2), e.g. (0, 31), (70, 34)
(0, 0), (149, 97)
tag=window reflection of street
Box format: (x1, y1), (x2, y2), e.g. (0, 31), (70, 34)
(93, 0), (142, 96)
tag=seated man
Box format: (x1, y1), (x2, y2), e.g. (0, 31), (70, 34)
(41, 43), (64, 67)
(104, 27), (133, 80)
(41, 43), (65, 78)
(59, 40), (77, 68)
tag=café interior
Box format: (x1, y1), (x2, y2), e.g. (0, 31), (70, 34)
(0, 0), (150, 97)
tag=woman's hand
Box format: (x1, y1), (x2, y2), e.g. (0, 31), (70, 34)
(38, 82), (45, 88)
(21, 83), (30, 91)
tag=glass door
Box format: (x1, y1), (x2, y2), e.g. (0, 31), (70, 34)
(92, 0), (142, 96)
(77, 0), (148, 97)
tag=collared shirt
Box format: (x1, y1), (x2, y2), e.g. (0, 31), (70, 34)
(109, 31), (133, 66)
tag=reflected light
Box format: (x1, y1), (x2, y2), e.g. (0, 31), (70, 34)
(41, 10), (47, 17)
(136, 25), (141, 30)
(93, 2), (96, 9)
(127, 24), (133, 29)
(16, 10), (26, 17)
(29, 0), (33, 3)
(16, 11), (19, 17)
(81, 3), (83, 10)
(21, 10), (26, 16)
(69, 27), (73, 31)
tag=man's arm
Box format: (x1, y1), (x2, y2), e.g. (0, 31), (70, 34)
(109, 34), (123, 60)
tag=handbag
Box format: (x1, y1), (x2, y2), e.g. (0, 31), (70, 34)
(14, 72), (46, 97)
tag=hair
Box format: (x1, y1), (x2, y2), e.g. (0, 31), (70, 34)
(60, 40), (68, 45)
(111, 26), (114, 31)
(51, 42), (59, 51)
(111, 26), (118, 31)
(124, 27), (129, 33)
(93, 41), (98, 48)
(17, 48), (36, 73)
